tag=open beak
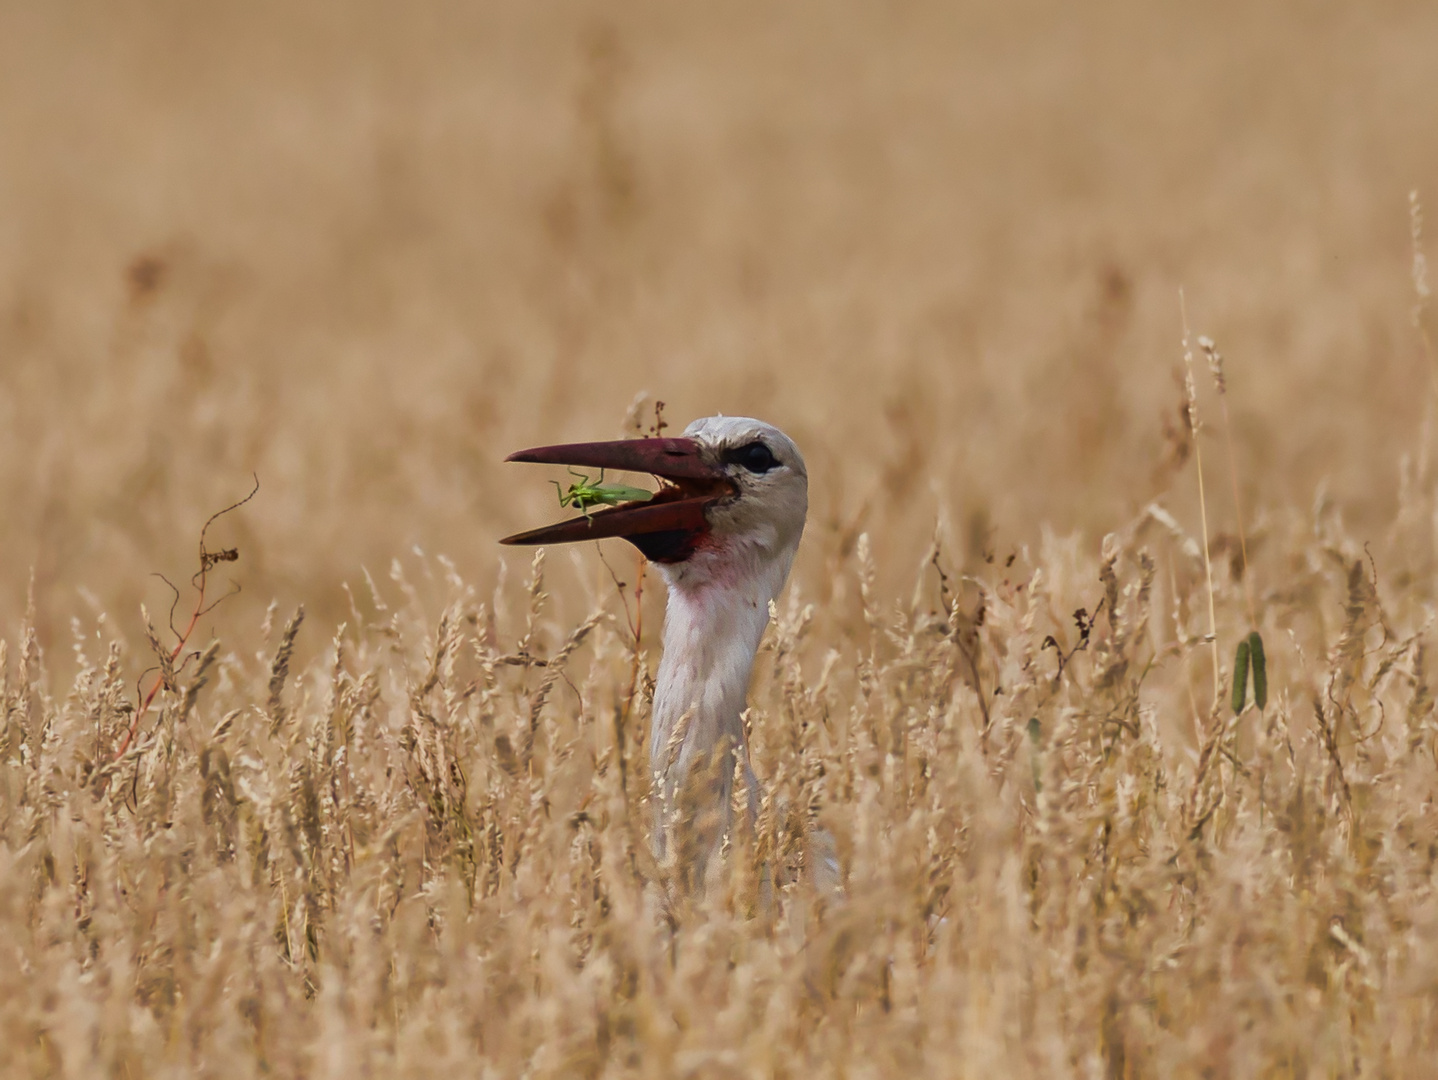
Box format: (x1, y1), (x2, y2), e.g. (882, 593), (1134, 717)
(499, 437), (733, 549)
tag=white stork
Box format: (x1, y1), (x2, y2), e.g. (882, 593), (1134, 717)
(501, 415), (808, 886)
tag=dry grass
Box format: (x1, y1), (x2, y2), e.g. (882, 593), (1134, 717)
(4, 1), (1438, 1075)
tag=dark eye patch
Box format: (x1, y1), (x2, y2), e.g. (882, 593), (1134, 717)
(722, 441), (779, 474)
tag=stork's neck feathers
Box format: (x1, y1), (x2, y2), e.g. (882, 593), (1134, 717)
(649, 533), (797, 846)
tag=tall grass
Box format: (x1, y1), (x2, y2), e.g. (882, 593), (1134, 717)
(4, 477), (1438, 1074)
(4, 3), (1438, 1075)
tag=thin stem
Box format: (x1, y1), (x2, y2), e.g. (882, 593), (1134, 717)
(625, 552), (645, 720)
(1215, 385), (1257, 629)
(1181, 290), (1222, 711)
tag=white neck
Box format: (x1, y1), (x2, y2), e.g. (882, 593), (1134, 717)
(648, 541), (796, 855)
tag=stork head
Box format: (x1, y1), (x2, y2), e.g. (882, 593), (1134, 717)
(500, 415), (807, 587)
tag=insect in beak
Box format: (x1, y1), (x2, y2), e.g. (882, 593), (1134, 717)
(499, 437), (734, 551)
(552, 467), (655, 522)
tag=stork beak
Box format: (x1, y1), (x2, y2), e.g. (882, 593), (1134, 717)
(499, 437), (733, 549)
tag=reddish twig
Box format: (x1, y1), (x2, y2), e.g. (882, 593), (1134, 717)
(596, 545), (647, 719)
(625, 551), (646, 714)
(112, 476), (258, 761)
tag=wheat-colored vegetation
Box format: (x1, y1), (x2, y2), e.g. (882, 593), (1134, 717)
(4, 2), (1438, 1076)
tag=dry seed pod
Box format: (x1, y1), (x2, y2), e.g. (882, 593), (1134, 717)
(1247, 631), (1267, 710)
(1231, 636), (1251, 714)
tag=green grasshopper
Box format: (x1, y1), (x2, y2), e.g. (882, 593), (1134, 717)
(553, 468), (653, 521)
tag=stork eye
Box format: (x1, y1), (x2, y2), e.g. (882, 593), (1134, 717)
(724, 441), (779, 474)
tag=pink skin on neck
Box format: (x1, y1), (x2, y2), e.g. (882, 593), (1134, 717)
(647, 532), (795, 857)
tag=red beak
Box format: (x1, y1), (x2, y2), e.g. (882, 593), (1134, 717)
(499, 437), (733, 560)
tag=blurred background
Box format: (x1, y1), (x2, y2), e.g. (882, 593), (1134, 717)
(1, 0), (1435, 651)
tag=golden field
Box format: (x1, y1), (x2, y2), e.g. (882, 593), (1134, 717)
(3, 1), (1438, 1075)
